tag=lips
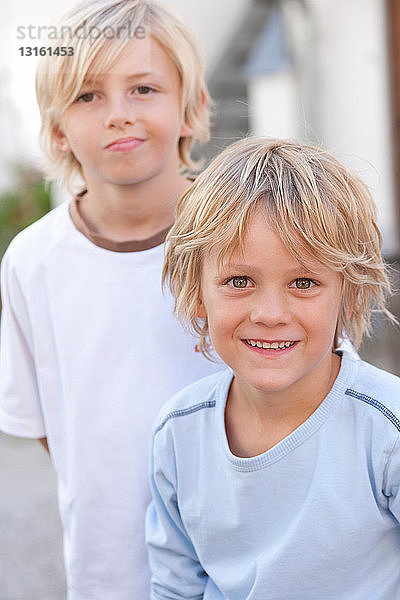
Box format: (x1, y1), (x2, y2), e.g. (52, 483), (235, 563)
(105, 137), (144, 151)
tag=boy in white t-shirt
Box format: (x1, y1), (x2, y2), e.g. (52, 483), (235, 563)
(147, 137), (400, 599)
(0, 1), (221, 598)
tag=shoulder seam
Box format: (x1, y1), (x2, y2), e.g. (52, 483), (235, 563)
(6, 205), (69, 267)
(155, 400), (216, 434)
(345, 388), (400, 432)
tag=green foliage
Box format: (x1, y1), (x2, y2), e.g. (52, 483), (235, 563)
(0, 168), (52, 260)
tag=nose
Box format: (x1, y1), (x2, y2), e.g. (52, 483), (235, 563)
(249, 287), (291, 328)
(103, 95), (135, 129)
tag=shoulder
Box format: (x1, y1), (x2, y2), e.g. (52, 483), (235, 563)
(2, 203), (71, 270)
(344, 356), (400, 430)
(153, 368), (232, 437)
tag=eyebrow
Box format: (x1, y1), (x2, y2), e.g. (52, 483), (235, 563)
(219, 262), (324, 276)
(220, 263), (254, 271)
(125, 71), (154, 79)
(82, 70), (165, 86)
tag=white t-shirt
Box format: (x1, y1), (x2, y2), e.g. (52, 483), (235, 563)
(0, 201), (221, 600)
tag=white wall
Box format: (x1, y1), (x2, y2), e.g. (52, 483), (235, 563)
(248, 0), (398, 254)
(308, 0), (397, 254)
(248, 72), (299, 139)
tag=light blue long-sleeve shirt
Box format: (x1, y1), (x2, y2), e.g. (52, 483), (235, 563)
(146, 352), (400, 599)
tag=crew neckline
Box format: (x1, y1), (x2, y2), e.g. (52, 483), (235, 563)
(217, 352), (358, 471)
(68, 197), (171, 252)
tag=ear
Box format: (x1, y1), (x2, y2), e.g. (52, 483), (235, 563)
(180, 89), (207, 138)
(196, 295), (207, 319)
(52, 124), (71, 152)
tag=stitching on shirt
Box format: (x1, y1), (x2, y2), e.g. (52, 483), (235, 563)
(155, 400), (216, 434)
(345, 388), (400, 432)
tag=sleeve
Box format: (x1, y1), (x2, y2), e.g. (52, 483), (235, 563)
(0, 248), (45, 437)
(146, 428), (207, 600)
(383, 432), (400, 521)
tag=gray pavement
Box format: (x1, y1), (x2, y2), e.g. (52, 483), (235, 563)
(0, 434), (66, 600)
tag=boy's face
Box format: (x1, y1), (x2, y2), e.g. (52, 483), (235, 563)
(54, 36), (191, 188)
(197, 210), (343, 402)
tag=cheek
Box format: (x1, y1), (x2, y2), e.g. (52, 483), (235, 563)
(304, 294), (342, 339)
(325, 288), (343, 327)
(64, 129), (93, 161)
(207, 302), (243, 337)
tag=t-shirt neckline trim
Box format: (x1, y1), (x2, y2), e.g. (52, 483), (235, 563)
(217, 352), (358, 471)
(68, 198), (171, 252)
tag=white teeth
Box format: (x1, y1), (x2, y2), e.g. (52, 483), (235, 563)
(246, 339), (295, 349)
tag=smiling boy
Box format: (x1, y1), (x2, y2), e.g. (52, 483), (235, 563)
(147, 137), (400, 599)
(198, 211), (343, 456)
(0, 1), (221, 598)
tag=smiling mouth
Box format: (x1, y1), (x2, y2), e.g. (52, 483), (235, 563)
(244, 339), (297, 350)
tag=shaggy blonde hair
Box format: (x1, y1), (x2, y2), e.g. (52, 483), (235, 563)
(163, 137), (395, 358)
(36, 0), (211, 192)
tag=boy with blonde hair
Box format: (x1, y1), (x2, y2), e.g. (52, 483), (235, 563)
(0, 1), (220, 597)
(147, 137), (400, 599)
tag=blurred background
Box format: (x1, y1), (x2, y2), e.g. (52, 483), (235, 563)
(0, 0), (399, 597)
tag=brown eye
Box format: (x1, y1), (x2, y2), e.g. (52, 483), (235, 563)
(135, 86), (154, 94)
(295, 278), (311, 289)
(231, 276), (248, 288)
(77, 92), (95, 103)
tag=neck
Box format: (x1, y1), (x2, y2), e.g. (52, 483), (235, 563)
(225, 351), (341, 457)
(78, 169), (191, 242)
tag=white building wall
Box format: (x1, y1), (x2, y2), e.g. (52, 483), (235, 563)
(308, 0), (397, 255)
(248, 72), (298, 139)
(248, 0), (398, 254)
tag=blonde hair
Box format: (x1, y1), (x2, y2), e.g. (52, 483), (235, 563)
(163, 137), (396, 358)
(36, 0), (211, 192)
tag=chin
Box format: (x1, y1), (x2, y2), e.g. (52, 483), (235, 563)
(239, 374), (295, 395)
